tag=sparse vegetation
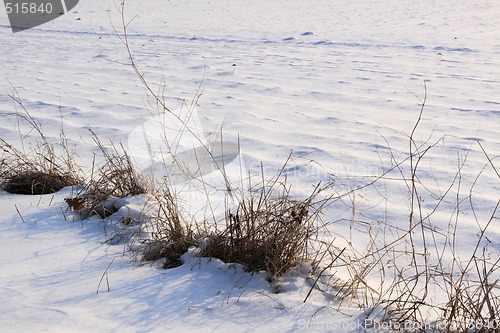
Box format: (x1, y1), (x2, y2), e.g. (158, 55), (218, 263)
(309, 86), (500, 331)
(113, 4), (499, 328)
(139, 186), (197, 269)
(1, 3), (497, 331)
(73, 129), (147, 219)
(0, 90), (81, 195)
(3, 95), (496, 329)
(201, 171), (331, 282)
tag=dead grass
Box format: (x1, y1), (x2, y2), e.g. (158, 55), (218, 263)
(72, 129), (147, 219)
(316, 85), (500, 332)
(0, 90), (82, 195)
(2, 171), (73, 195)
(139, 186), (197, 269)
(200, 158), (334, 282)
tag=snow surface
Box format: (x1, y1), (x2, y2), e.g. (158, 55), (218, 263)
(0, 0), (499, 332)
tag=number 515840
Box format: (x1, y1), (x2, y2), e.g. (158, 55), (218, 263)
(5, 2), (53, 14)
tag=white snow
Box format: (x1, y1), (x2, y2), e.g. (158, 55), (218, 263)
(0, 0), (499, 332)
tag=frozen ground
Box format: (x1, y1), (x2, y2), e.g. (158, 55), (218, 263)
(0, 0), (499, 332)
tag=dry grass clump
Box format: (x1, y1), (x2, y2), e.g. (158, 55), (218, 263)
(0, 93), (81, 195)
(72, 130), (147, 219)
(442, 247), (500, 332)
(140, 187), (197, 268)
(2, 170), (73, 195)
(201, 174), (330, 282)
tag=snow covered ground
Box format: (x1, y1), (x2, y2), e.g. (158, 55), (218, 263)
(0, 0), (499, 332)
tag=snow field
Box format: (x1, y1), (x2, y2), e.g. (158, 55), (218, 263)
(0, 0), (499, 331)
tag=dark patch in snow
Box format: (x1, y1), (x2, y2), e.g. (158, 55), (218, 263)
(451, 107), (473, 113)
(433, 46), (475, 52)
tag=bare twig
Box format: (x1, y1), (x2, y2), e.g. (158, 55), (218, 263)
(97, 258), (115, 295)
